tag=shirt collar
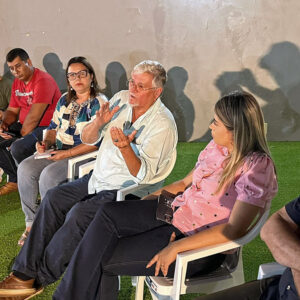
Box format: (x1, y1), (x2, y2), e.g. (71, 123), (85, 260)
(131, 97), (162, 126)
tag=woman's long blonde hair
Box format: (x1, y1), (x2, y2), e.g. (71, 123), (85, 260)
(215, 91), (271, 193)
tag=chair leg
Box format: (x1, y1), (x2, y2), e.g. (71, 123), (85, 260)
(135, 276), (146, 300)
(132, 276), (138, 286)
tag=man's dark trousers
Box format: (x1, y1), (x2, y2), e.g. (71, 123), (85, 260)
(12, 172), (118, 286)
(0, 125), (46, 182)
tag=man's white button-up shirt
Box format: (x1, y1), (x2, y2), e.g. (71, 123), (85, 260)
(81, 90), (178, 195)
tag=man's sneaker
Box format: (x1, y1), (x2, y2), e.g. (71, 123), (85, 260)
(0, 182), (18, 195)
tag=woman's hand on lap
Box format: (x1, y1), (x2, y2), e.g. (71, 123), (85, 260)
(47, 150), (69, 161)
(146, 232), (178, 276)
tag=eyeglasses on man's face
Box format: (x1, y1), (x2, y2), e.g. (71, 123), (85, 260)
(67, 69), (89, 81)
(127, 78), (158, 93)
(8, 61), (28, 73)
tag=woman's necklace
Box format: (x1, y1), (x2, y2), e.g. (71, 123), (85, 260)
(69, 96), (92, 128)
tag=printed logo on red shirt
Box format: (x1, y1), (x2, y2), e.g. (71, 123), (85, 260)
(15, 90), (34, 106)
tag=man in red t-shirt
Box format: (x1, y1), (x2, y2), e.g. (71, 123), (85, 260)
(0, 48), (61, 195)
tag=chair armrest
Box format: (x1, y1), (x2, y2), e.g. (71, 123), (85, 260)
(67, 150), (98, 181)
(170, 209), (270, 299)
(116, 184), (151, 201)
(116, 179), (165, 201)
(175, 207), (269, 266)
(78, 160), (96, 178)
(257, 262), (286, 280)
(169, 240), (244, 299)
(176, 240), (242, 266)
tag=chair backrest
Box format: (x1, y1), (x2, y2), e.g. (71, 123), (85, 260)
(67, 150), (98, 181)
(234, 208), (270, 246)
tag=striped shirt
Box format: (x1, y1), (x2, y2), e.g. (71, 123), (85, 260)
(48, 93), (107, 149)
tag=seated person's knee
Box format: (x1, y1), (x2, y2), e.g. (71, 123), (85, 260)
(10, 139), (23, 162)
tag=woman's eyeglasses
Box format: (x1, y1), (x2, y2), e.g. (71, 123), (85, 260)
(67, 70), (89, 81)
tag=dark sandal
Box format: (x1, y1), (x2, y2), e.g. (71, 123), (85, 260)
(18, 230), (30, 247)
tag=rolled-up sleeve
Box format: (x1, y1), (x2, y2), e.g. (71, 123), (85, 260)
(134, 122), (177, 184)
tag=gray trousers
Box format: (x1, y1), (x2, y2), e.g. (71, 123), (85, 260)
(17, 154), (69, 227)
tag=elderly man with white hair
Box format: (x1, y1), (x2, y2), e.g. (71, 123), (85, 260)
(0, 60), (177, 299)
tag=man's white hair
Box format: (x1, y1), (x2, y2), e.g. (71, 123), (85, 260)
(133, 60), (167, 88)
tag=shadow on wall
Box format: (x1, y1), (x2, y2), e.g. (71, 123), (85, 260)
(3, 57), (196, 143)
(2, 63), (14, 81)
(162, 67), (195, 142)
(209, 41), (300, 141)
(104, 62), (128, 99)
(43, 53), (67, 93)
(4, 55), (195, 141)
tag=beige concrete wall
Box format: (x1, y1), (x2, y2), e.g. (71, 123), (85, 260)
(1, 0), (300, 141)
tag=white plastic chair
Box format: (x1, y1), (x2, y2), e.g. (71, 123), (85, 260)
(116, 182), (165, 201)
(117, 149), (177, 199)
(68, 149), (177, 200)
(69, 159), (166, 198)
(67, 150), (98, 181)
(134, 209), (270, 300)
(67, 147), (178, 286)
(257, 262), (286, 280)
(69, 163), (169, 199)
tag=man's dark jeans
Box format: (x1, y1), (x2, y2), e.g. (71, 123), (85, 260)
(12, 173), (118, 286)
(0, 125), (46, 182)
(53, 199), (226, 300)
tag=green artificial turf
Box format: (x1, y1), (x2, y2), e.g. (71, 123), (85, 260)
(0, 142), (299, 299)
